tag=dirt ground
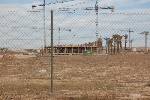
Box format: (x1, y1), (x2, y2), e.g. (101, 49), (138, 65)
(0, 53), (150, 100)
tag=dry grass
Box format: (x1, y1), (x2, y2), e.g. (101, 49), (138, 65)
(0, 53), (150, 99)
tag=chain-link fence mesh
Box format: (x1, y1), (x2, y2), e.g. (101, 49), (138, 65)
(54, 11), (150, 47)
(0, 7), (150, 51)
(0, 9), (44, 49)
(0, 3), (150, 99)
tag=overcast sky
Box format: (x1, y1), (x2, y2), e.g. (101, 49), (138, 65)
(0, 0), (150, 49)
(0, 0), (31, 4)
(0, 0), (150, 9)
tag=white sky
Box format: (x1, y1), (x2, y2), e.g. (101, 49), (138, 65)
(0, 0), (150, 49)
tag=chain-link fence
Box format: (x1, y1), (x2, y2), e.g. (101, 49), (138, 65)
(0, 7), (150, 52)
(0, 4), (150, 99)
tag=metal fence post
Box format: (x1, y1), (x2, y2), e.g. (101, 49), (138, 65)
(51, 10), (54, 93)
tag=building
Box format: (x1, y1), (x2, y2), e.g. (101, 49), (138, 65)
(42, 38), (102, 55)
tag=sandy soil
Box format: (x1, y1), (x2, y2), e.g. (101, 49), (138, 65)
(0, 53), (150, 100)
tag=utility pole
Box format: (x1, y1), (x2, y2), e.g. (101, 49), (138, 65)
(140, 31), (149, 52)
(128, 28), (134, 49)
(130, 39), (133, 49)
(58, 27), (61, 46)
(50, 10), (54, 93)
(104, 37), (110, 54)
(121, 28), (134, 49)
(124, 34), (128, 50)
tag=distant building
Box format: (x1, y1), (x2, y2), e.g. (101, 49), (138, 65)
(42, 38), (103, 55)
